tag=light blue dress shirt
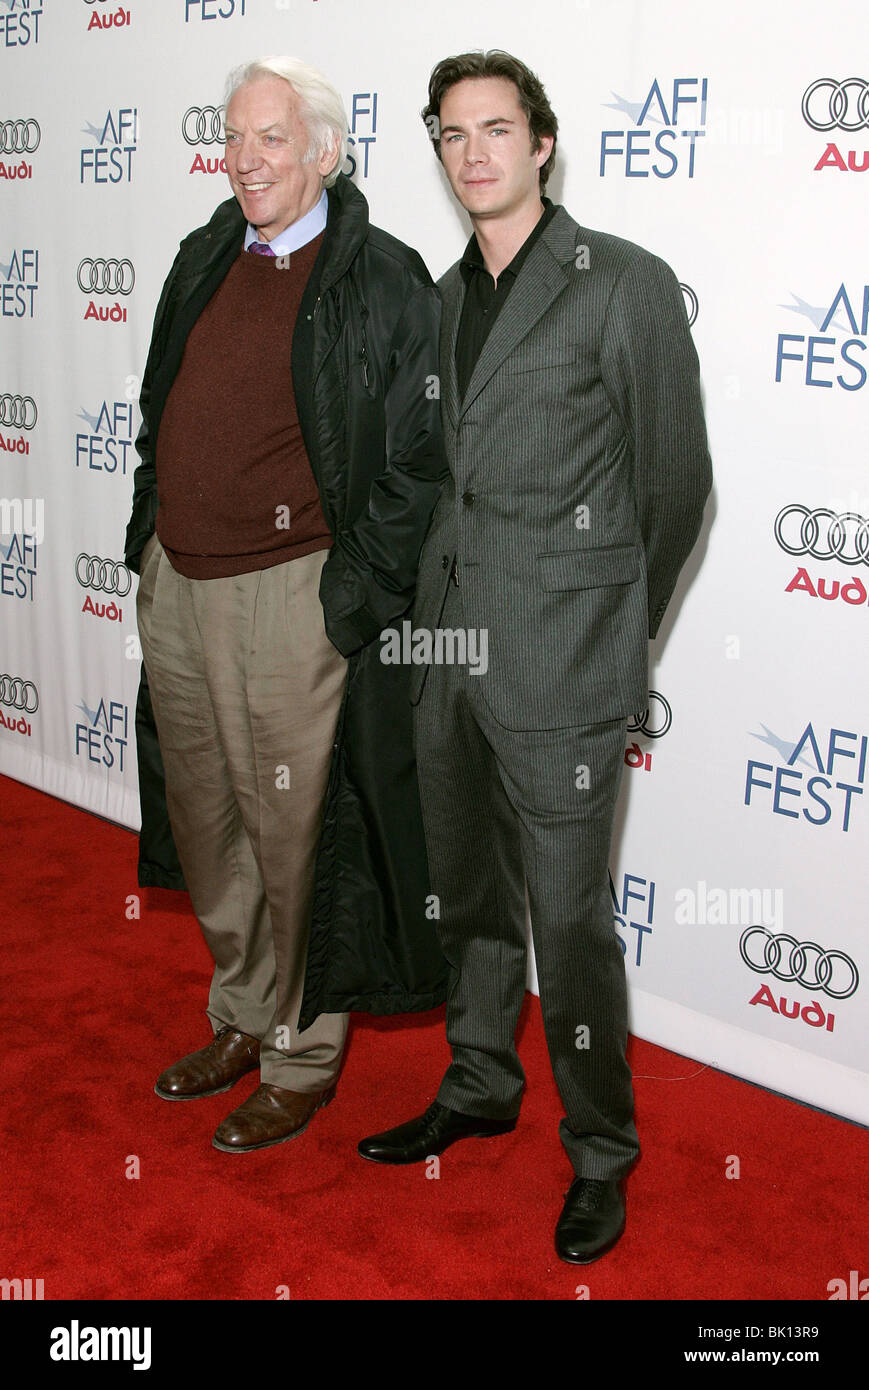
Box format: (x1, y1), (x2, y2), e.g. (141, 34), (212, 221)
(243, 189), (328, 256)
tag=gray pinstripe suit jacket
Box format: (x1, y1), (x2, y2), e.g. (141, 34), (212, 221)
(410, 204), (712, 731)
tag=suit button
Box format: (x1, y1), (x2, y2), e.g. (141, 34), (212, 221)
(462, 490), (476, 506)
(441, 555), (449, 569)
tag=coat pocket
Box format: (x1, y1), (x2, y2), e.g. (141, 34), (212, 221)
(536, 544), (639, 591)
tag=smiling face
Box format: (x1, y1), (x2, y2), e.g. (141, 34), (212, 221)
(224, 74), (337, 242)
(438, 76), (553, 224)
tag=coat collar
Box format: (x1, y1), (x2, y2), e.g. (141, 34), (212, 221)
(320, 174), (370, 290)
(185, 173), (369, 298)
(441, 204), (581, 425)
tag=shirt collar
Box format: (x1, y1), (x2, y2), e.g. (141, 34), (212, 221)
(243, 188), (328, 257)
(460, 197), (557, 282)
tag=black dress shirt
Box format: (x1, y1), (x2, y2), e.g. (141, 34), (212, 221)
(455, 197), (558, 400)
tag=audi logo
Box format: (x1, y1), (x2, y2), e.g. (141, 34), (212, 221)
(0, 394), (37, 430)
(0, 674), (38, 713)
(75, 554), (132, 596)
(679, 283), (698, 328)
(627, 691), (672, 739)
(0, 119), (41, 155)
(182, 105), (225, 146)
(774, 504), (869, 567)
(740, 927), (859, 1000)
(802, 78), (869, 132)
(76, 259), (135, 296)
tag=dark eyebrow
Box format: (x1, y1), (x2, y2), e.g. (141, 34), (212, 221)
(439, 117), (517, 136)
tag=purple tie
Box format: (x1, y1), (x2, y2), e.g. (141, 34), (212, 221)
(247, 241), (276, 257)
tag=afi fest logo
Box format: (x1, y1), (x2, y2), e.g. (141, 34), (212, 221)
(599, 78), (708, 177)
(745, 723), (866, 832)
(624, 690), (672, 774)
(74, 696), (130, 773)
(0, 118), (39, 182)
(0, 248), (38, 318)
(77, 257), (135, 325)
(610, 870), (655, 967)
(0, 531), (38, 601)
(803, 78), (869, 172)
(80, 108), (138, 183)
(183, 103), (226, 175)
(775, 282), (868, 391)
(346, 93), (378, 179)
(75, 401), (135, 475)
(1, 0), (43, 48)
(184, 0), (246, 20)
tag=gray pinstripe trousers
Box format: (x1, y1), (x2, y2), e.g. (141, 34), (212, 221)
(413, 579), (640, 1180)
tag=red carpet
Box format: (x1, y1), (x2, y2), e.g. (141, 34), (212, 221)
(1, 773), (865, 1301)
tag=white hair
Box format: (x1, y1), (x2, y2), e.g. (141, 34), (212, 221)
(224, 56), (348, 187)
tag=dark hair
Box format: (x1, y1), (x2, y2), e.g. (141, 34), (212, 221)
(422, 50), (558, 193)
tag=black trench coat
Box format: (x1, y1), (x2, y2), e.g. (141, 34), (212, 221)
(124, 174), (448, 1030)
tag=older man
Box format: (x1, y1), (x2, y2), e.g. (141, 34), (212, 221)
(126, 57), (447, 1153)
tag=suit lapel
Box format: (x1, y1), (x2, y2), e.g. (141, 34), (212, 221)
(439, 267), (464, 430)
(458, 206), (579, 419)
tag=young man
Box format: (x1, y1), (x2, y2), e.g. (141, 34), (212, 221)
(358, 51), (712, 1264)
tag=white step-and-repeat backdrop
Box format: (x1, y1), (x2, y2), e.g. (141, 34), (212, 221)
(2, 0), (867, 1123)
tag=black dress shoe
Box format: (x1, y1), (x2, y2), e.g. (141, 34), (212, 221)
(555, 1178), (626, 1264)
(358, 1100), (516, 1164)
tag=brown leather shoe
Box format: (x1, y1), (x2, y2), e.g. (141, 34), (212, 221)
(212, 1082), (336, 1152)
(154, 1026), (260, 1101)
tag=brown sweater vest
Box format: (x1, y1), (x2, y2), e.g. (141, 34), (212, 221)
(154, 233), (330, 578)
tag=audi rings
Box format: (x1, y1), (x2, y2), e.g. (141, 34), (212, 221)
(739, 927), (859, 999)
(0, 119), (40, 154)
(802, 78), (869, 132)
(627, 691), (672, 739)
(76, 258), (135, 295)
(75, 554), (132, 596)
(774, 504), (869, 566)
(680, 283), (699, 328)
(0, 674), (38, 713)
(0, 395), (37, 429)
(182, 105), (225, 145)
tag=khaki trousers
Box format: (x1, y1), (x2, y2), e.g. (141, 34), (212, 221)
(136, 534), (348, 1090)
